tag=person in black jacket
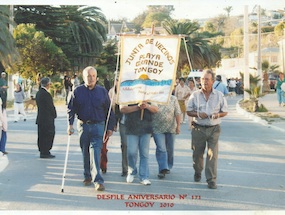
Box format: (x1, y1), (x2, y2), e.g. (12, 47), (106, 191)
(36, 77), (57, 158)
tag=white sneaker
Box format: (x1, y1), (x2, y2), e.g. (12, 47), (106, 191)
(140, 179), (151, 185)
(126, 174), (134, 183)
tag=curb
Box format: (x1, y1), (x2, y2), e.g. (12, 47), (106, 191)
(236, 99), (285, 132)
(0, 155), (8, 172)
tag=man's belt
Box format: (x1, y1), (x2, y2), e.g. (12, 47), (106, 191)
(192, 122), (218, 128)
(80, 120), (100, 125)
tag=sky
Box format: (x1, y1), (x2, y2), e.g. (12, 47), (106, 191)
(2, 0), (285, 20)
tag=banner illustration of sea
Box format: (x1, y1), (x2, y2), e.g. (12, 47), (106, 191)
(117, 35), (181, 105)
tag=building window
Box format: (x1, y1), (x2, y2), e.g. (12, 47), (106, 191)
(271, 56), (278, 63)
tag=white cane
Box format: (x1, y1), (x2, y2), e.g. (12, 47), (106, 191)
(61, 134), (71, 193)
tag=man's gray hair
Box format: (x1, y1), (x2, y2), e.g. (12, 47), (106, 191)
(204, 70), (215, 80)
(83, 66), (97, 76)
(41, 77), (51, 87)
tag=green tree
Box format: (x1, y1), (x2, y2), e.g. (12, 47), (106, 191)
(14, 5), (108, 71)
(132, 12), (147, 33)
(95, 39), (118, 73)
(204, 22), (216, 33)
(274, 21), (285, 37)
(0, 5), (19, 70)
(138, 5), (173, 28)
(210, 15), (227, 32)
(13, 23), (70, 81)
(162, 19), (221, 74)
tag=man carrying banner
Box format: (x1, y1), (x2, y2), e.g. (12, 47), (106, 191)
(117, 35), (181, 185)
(120, 102), (158, 185)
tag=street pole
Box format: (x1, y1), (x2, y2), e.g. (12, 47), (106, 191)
(244, 5), (250, 100)
(257, 5), (262, 93)
(8, 5), (14, 100)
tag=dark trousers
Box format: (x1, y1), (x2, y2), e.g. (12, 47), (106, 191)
(119, 123), (128, 174)
(37, 122), (55, 155)
(100, 135), (108, 171)
(191, 124), (221, 183)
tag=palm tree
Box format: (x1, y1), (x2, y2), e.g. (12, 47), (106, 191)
(224, 6), (233, 17)
(62, 6), (108, 70)
(14, 5), (108, 71)
(0, 5), (19, 70)
(162, 20), (220, 74)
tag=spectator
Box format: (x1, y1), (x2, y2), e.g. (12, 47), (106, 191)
(64, 74), (73, 105)
(175, 77), (190, 123)
(14, 84), (27, 122)
(213, 75), (229, 96)
(71, 74), (80, 90)
(0, 96), (7, 155)
(276, 72), (285, 107)
(0, 72), (8, 109)
(228, 78), (236, 93)
(36, 77), (57, 159)
(104, 74), (111, 91)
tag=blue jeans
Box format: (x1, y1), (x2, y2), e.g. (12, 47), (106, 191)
(276, 88), (285, 104)
(153, 133), (175, 172)
(77, 121), (105, 184)
(0, 130), (7, 152)
(127, 134), (151, 181)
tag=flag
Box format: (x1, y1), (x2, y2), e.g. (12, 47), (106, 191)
(117, 35), (181, 105)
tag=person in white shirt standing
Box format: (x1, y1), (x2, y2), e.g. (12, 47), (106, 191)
(14, 84), (27, 122)
(228, 78), (237, 93)
(175, 77), (190, 123)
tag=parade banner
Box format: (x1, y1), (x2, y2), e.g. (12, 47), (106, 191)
(117, 35), (181, 105)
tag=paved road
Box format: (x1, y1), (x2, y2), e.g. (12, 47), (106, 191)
(0, 95), (285, 212)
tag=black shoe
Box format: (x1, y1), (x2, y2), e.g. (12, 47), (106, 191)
(157, 173), (165, 179)
(121, 172), (127, 177)
(194, 173), (201, 182)
(158, 169), (169, 179)
(161, 169), (170, 174)
(101, 169), (107, 174)
(40, 154), (55, 159)
(207, 181), (217, 189)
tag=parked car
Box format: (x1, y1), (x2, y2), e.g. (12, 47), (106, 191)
(268, 73), (278, 91)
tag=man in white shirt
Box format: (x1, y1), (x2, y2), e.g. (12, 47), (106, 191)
(187, 70), (228, 189)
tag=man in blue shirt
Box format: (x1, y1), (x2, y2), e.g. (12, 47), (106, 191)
(213, 75), (229, 96)
(67, 66), (116, 191)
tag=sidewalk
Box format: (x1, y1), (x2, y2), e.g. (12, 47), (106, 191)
(236, 92), (285, 132)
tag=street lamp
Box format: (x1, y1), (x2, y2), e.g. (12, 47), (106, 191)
(244, 5), (250, 100)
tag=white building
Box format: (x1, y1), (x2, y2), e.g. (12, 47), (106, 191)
(216, 47), (280, 79)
